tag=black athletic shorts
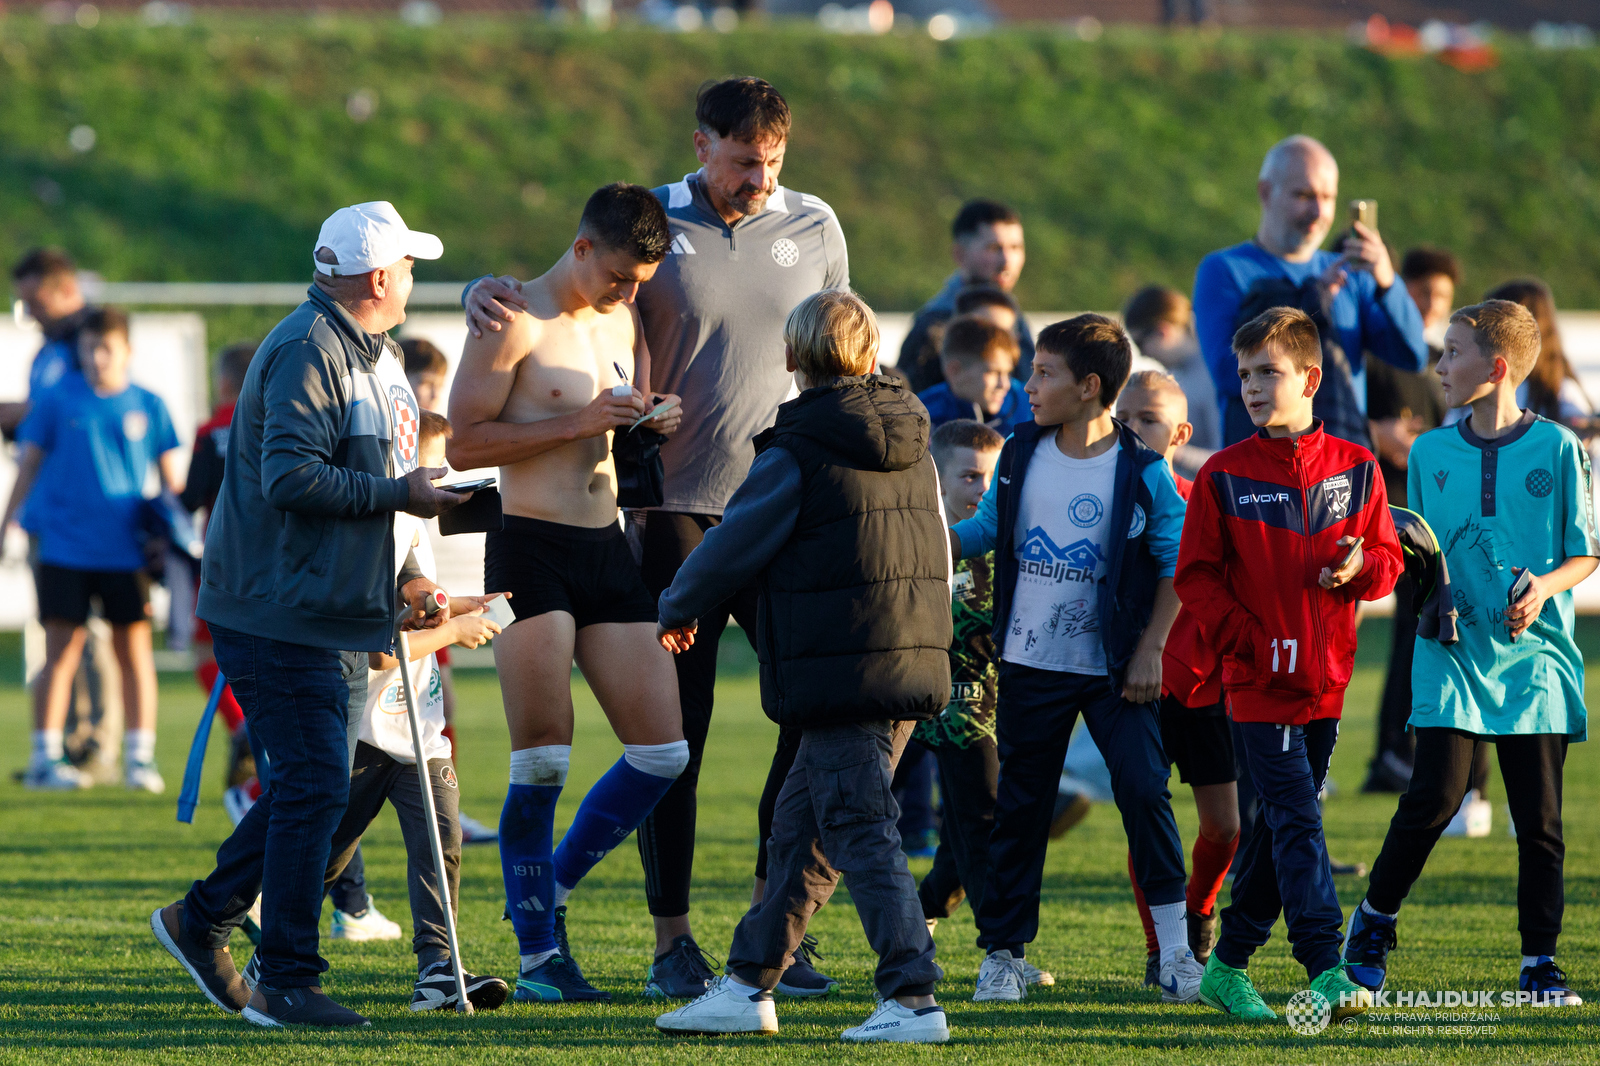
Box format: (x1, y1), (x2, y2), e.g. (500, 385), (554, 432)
(1159, 694), (1237, 787)
(35, 564), (150, 626)
(484, 514), (657, 629)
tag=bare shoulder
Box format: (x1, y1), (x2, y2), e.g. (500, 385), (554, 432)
(461, 298), (543, 371)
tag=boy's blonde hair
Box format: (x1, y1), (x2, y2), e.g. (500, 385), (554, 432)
(1450, 299), (1542, 385)
(1232, 306), (1321, 371)
(1121, 369), (1189, 419)
(785, 289), (879, 380)
(941, 314), (1020, 369)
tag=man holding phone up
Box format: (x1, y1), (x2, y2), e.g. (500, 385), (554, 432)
(1191, 135), (1427, 446)
(446, 183), (690, 1005)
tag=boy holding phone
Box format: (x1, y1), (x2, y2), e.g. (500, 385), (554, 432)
(1344, 300), (1597, 1006)
(1176, 307), (1401, 1021)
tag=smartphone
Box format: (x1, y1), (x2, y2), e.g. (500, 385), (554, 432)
(1508, 567), (1533, 606)
(441, 477), (496, 493)
(1345, 199), (1378, 267)
(1334, 536), (1364, 574)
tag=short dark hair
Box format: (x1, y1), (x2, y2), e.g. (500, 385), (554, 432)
(418, 409), (452, 446)
(953, 284), (1020, 317)
(12, 247), (76, 284)
(1232, 306), (1322, 371)
(1401, 246), (1461, 285)
(695, 77), (791, 143)
(1034, 313), (1132, 409)
(1121, 285), (1192, 345)
(940, 314), (1019, 369)
(401, 337), (448, 380)
(579, 183), (671, 264)
(216, 342), (257, 388)
(952, 199), (1020, 241)
(79, 306), (130, 342)
(931, 418), (1005, 468)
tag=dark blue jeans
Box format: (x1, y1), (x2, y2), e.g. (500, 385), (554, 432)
(977, 663), (1186, 955)
(1216, 717), (1344, 979)
(182, 624), (365, 989)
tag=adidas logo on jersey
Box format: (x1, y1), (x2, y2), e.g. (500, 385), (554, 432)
(669, 233), (696, 255)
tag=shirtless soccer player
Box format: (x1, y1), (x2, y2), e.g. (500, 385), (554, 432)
(448, 183), (688, 1004)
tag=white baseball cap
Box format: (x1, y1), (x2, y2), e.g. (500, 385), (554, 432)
(313, 201), (443, 276)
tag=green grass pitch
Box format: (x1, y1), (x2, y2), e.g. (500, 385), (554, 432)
(0, 625), (1594, 1063)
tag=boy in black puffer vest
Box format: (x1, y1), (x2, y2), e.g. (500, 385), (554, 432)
(652, 289), (954, 1044)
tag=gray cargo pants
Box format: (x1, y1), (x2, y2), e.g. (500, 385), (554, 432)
(727, 719), (942, 1000)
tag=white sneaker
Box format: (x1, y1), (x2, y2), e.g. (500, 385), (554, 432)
(24, 758), (91, 791)
(1021, 959), (1055, 986)
(331, 895), (403, 941)
(1158, 948), (1206, 1004)
(223, 785), (257, 827)
(655, 975), (778, 1035)
(1443, 790), (1493, 838)
(841, 999), (949, 1043)
(125, 761), (166, 794)
(926, 918), (938, 935)
(973, 949), (1026, 1002)
(459, 811), (499, 844)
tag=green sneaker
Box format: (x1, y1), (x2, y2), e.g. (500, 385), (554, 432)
(1310, 965), (1373, 1021)
(1198, 955), (1277, 1020)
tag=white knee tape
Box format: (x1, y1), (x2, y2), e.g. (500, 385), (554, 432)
(624, 740), (690, 780)
(510, 745), (571, 787)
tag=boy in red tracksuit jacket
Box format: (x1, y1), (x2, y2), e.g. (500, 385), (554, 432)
(1176, 308), (1401, 1021)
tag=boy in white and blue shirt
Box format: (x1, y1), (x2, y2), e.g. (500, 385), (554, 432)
(1346, 299), (1598, 1006)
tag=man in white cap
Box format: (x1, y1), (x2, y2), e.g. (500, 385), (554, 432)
(151, 202), (470, 1028)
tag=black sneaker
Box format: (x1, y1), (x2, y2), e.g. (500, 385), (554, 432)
(1520, 957), (1584, 1007)
(776, 934), (839, 997)
(1361, 753), (1413, 794)
(513, 951), (612, 1003)
(1187, 908), (1218, 963)
(150, 902), (251, 1013)
(242, 985), (370, 1027)
(644, 935), (720, 999)
(411, 961), (510, 1012)
(1143, 950), (1159, 987)
(551, 905), (597, 983)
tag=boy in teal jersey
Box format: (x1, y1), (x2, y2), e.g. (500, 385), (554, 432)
(1345, 300), (1598, 1006)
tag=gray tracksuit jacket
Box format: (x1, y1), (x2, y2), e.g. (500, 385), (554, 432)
(197, 286), (419, 653)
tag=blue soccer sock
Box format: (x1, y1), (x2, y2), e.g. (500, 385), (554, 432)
(500, 746), (570, 956)
(552, 741), (688, 894)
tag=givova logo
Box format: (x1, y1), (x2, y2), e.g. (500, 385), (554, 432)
(1240, 492), (1292, 505)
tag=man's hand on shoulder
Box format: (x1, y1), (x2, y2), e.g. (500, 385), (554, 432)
(403, 465), (470, 519)
(465, 275), (529, 339)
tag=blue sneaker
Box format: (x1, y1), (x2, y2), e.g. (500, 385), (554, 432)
(1342, 904), (1397, 992)
(1520, 957), (1583, 1007)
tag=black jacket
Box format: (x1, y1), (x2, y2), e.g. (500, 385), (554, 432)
(753, 376), (952, 728)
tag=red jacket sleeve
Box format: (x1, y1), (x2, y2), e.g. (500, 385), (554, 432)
(1339, 470), (1402, 602)
(1173, 468), (1268, 663)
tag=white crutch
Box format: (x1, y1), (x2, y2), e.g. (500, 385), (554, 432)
(396, 622), (475, 1014)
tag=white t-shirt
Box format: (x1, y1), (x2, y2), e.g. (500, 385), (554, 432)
(1002, 436), (1119, 675)
(360, 512), (450, 764)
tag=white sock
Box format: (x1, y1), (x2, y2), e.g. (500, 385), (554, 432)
(554, 882), (573, 909)
(510, 745), (570, 787)
(1523, 954), (1550, 970)
(33, 729), (64, 763)
(1151, 901), (1188, 965)
(1361, 898), (1397, 920)
(125, 729), (156, 765)
(725, 974), (765, 996)
(623, 740), (690, 779)
(520, 948), (559, 971)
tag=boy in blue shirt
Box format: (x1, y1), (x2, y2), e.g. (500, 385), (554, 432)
(950, 315), (1202, 1004)
(918, 315), (1029, 439)
(1344, 299), (1598, 1006)
(4, 307), (182, 792)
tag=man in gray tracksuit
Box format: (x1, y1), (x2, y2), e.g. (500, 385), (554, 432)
(151, 202), (466, 1029)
